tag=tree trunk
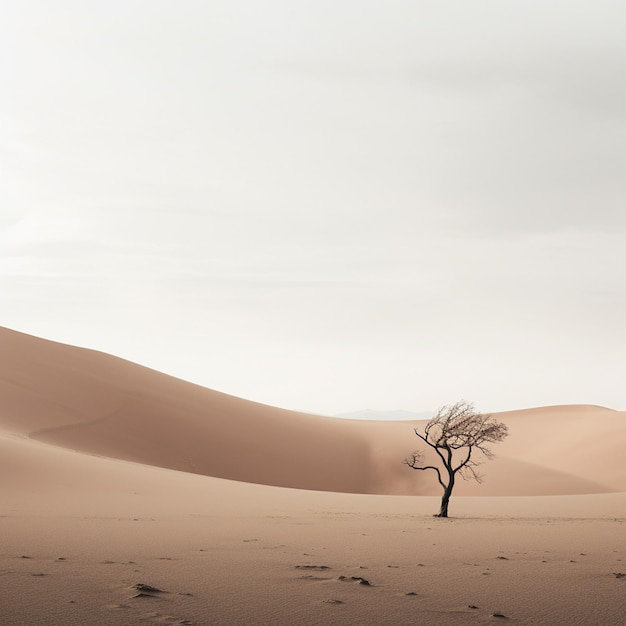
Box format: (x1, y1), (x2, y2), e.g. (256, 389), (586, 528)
(436, 477), (455, 517)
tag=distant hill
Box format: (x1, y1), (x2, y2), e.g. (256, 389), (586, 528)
(335, 409), (434, 421)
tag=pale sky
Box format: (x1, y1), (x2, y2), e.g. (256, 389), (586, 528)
(2, 1), (625, 415)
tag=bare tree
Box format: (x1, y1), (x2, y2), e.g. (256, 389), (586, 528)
(404, 401), (508, 517)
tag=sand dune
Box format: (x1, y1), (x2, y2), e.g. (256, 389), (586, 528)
(0, 329), (626, 495)
(3, 326), (626, 625)
(2, 326), (625, 496)
(1, 326), (375, 493)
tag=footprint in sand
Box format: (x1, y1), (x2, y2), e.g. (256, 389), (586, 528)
(337, 576), (371, 586)
(131, 583), (167, 599)
(295, 565), (332, 580)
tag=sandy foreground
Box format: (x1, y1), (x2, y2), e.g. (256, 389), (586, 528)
(2, 327), (626, 625)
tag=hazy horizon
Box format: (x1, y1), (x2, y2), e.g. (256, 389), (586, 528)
(2, 1), (625, 415)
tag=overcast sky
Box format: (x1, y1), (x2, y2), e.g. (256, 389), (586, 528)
(2, 1), (625, 415)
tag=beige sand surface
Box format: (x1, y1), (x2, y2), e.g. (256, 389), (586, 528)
(2, 326), (626, 625)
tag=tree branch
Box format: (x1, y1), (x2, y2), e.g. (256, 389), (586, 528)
(404, 453), (446, 489)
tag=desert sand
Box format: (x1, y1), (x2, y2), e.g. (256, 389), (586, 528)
(2, 326), (625, 625)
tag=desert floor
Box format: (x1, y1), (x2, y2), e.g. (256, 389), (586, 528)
(2, 327), (626, 625)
